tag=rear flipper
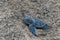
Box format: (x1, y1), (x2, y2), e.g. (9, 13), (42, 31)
(29, 24), (37, 36)
(42, 24), (51, 32)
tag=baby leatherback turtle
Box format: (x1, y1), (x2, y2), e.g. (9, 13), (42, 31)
(22, 13), (50, 36)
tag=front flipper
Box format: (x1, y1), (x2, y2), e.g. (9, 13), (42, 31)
(29, 24), (37, 36)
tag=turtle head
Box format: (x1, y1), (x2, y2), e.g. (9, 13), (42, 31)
(23, 13), (32, 24)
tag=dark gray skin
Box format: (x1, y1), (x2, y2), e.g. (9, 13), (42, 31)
(23, 13), (50, 36)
